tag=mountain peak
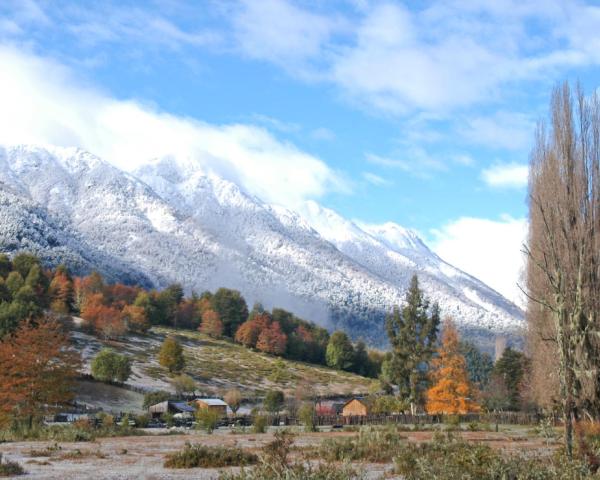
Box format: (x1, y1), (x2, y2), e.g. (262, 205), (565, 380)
(0, 144), (524, 351)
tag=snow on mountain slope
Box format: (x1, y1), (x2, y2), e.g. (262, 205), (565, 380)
(296, 201), (523, 336)
(0, 145), (524, 349)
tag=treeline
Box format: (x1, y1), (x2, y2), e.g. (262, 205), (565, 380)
(0, 253), (382, 378)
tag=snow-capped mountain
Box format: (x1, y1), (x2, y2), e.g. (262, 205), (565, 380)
(0, 145), (524, 349)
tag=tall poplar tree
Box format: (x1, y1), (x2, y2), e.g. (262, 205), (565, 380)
(384, 274), (440, 414)
(526, 83), (600, 457)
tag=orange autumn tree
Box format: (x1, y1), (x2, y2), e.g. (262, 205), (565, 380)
(0, 316), (81, 427)
(426, 319), (479, 414)
(199, 309), (223, 337)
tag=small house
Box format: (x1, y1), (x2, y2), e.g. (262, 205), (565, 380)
(194, 398), (228, 417)
(342, 398), (370, 417)
(148, 400), (195, 419)
(315, 401), (343, 416)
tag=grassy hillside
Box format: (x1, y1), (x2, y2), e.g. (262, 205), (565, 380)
(71, 324), (377, 401)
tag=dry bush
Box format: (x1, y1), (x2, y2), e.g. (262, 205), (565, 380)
(315, 426), (406, 463)
(0, 453), (24, 477)
(164, 443), (257, 469)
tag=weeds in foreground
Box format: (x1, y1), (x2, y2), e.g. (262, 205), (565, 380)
(164, 443), (258, 469)
(0, 420), (147, 443)
(315, 426), (406, 463)
(0, 453), (24, 477)
(219, 430), (365, 480)
(394, 432), (597, 480)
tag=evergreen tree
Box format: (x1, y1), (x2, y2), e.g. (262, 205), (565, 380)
(212, 288), (248, 337)
(158, 336), (185, 373)
(24, 264), (49, 307)
(11, 253), (40, 279)
(352, 340), (371, 376)
(326, 331), (355, 371)
(493, 347), (527, 411)
(385, 274), (440, 414)
(0, 254), (11, 279)
(5, 271), (24, 297)
(459, 340), (494, 388)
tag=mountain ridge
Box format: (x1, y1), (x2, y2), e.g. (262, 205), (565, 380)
(0, 144), (523, 350)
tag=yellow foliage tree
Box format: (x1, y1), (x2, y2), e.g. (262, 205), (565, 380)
(426, 319), (479, 414)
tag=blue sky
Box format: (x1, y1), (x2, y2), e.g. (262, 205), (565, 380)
(1, 0), (600, 303)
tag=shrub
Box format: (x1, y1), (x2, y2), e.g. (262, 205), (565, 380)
(317, 426), (406, 463)
(135, 414), (150, 428)
(163, 412), (175, 427)
(393, 432), (597, 480)
(91, 348), (132, 383)
(195, 408), (220, 434)
(220, 431), (364, 480)
(253, 415), (267, 434)
(298, 403), (316, 432)
(264, 390), (284, 413)
(164, 443), (257, 469)
(0, 453), (24, 477)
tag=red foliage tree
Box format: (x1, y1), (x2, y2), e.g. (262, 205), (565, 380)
(199, 309), (223, 337)
(0, 316), (81, 426)
(81, 293), (125, 339)
(295, 325), (314, 343)
(104, 283), (139, 309)
(234, 313), (271, 348)
(175, 299), (200, 329)
(256, 321), (287, 355)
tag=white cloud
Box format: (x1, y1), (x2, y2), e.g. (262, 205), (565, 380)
(481, 163), (529, 188)
(310, 127), (336, 141)
(231, 0), (343, 76)
(365, 149), (446, 177)
(362, 171), (392, 186)
(0, 45), (347, 207)
(430, 215), (528, 306)
(458, 111), (535, 151)
(228, 0), (600, 115)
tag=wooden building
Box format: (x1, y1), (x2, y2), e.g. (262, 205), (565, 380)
(194, 398), (228, 416)
(342, 398), (370, 416)
(148, 400), (195, 418)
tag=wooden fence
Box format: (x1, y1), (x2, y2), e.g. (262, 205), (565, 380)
(247, 411), (561, 428)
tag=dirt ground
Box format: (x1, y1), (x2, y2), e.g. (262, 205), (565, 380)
(0, 427), (558, 479)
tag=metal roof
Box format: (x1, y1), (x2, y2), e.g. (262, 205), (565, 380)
(196, 398), (228, 406)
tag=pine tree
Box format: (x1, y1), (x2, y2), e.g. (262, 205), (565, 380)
(385, 274), (440, 414)
(493, 347), (527, 411)
(426, 320), (479, 414)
